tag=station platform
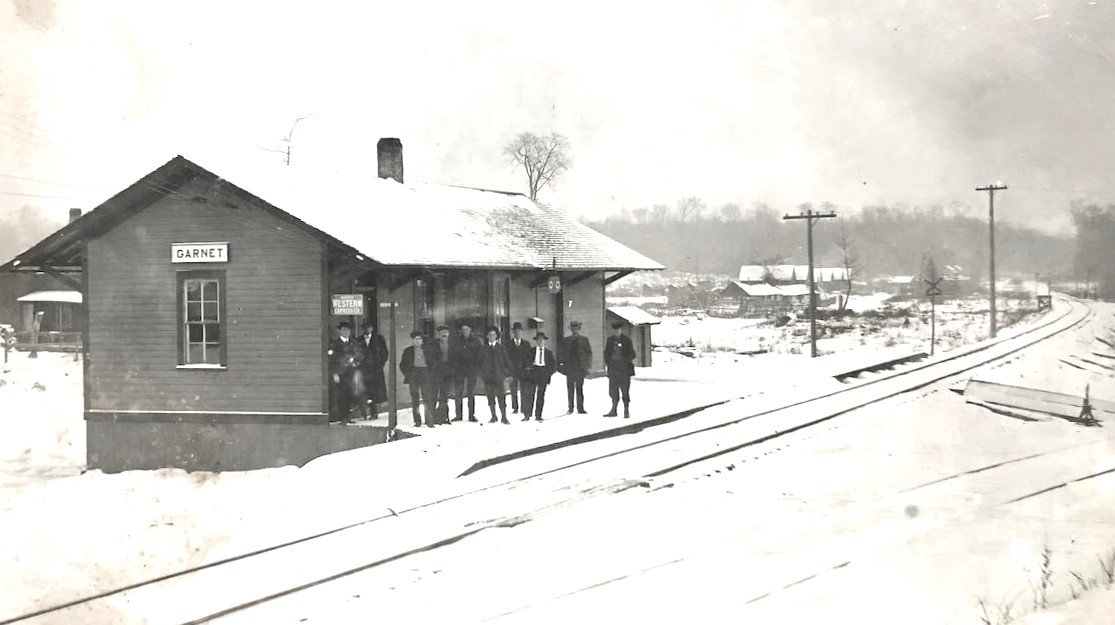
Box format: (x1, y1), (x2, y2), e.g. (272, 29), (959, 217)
(303, 345), (924, 491)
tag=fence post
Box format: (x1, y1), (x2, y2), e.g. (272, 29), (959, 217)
(28, 311), (45, 359)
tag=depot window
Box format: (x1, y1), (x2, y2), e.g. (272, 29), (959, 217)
(177, 270), (227, 367)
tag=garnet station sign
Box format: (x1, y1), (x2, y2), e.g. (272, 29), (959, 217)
(172, 242), (229, 263)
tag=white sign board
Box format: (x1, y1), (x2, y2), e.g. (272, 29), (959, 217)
(331, 294), (364, 316)
(172, 242), (229, 263)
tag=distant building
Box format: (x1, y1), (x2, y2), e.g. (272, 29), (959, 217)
(605, 306), (661, 367)
(718, 280), (816, 315)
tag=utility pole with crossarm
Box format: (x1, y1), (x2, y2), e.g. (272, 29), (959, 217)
(783, 206), (836, 357)
(976, 183), (1007, 338)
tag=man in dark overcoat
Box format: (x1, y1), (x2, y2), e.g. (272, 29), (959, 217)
(558, 320), (593, 414)
(478, 326), (512, 424)
(520, 331), (557, 421)
(505, 321), (534, 414)
(450, 323), (482, 422)
(327, 321), (360, 424)
(358, 321), (389, 419)
(603, 321), (637, 418)
(399, 331), (436, 428)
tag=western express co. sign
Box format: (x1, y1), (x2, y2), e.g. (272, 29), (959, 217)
(171, 242), (229, 263)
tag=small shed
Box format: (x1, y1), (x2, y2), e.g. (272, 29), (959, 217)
(17, 290), (82, 332)
(606, 306), (660, 367)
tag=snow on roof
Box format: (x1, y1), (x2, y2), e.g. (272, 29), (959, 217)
(607, 306), (661, 325)
(778, 284), (811, 296)
(738, 265), (846, 282)
(886, 276), (915, 284)
(17, 290), (82, 304)
(179, 154), (663, 271)
(730, 281), (783, 297)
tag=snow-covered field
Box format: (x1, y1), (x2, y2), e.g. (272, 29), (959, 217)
(653, 293), (1044, 357)
(1, 298), (1110, 623)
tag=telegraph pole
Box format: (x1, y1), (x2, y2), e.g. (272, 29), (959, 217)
(976, 183), (1007, 338)
(783, 207), (836, 357)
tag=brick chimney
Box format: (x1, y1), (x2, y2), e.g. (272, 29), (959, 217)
(377, 138), (403, 183)
(68, 208), (82, 223)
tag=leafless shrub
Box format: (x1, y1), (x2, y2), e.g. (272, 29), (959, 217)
(976, 596), (1016, 625)
(1100, 549), (1115, 586)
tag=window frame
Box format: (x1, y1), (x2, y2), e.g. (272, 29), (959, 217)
(413, 276), (434, 339)
(176, 270), (228, 369)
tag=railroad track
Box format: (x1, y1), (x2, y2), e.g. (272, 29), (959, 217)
(5, 297), (1095, 625)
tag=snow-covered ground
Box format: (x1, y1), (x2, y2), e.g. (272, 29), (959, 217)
(653, 293), (1043, 357)
(1, 298), (1110, 623)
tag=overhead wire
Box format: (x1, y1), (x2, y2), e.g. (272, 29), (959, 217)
(0, 109), (192, 202)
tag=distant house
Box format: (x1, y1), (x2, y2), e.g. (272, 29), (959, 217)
(0, 209), (83, 334)
(717, 280), (816, 316)
(874, 275), (916, 297)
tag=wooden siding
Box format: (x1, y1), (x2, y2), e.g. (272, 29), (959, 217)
(508, 273), (551, 334)
(385, 275), (417, 414)
(560, 272), (605, 375)
(86, 177), (326, 415)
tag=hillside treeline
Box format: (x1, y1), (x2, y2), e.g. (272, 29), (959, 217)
(1071, 203), (1115, 300)
(0, 206), (63, 265)
(587, 200), (1074, 281)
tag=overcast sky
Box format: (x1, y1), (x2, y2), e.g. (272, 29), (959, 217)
(2, 0), (1113, 236)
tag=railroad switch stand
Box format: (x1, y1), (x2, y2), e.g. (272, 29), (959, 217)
(1079, 384), (1098, 426)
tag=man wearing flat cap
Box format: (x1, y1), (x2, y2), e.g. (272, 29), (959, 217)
(558, 320), (593, 414)
(603, 320), (636, 418)
(399, 331), (436, 427)
(521, 331), (557, 421)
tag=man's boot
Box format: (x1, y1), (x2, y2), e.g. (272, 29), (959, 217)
(623, 402), (630, 419)
(500, 404), (510, 425)
(604, 401), (618, 417)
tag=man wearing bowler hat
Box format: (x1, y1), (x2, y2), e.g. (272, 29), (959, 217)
(603, 320), (637, 418)
(327, 321), (360, 424)
(506, 321), (533, 414)
(558, 320), (592, 414)
(520, 331), (557, 421)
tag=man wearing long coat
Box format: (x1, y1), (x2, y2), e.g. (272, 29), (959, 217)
(603, 321), (637, 418)
(358, 322), (389, 419)
(327, 322), (360, 423)
(506, 322), (534, 414)
(558, 320), (593, 414)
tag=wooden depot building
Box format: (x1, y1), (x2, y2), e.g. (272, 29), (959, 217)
(0, 140), (663, 472)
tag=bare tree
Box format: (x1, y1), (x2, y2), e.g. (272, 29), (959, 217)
(718, 202), (742, 223)
(835, 217), (859, 311)
(675, 196), (706, 222)
(504, 132), (570, 201)
(650, 204), (671, 224)
(631, 207), (649, 224)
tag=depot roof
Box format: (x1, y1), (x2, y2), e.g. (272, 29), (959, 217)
(1, 155), (664, 274)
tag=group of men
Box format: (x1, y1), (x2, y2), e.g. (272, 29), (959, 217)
(329, 319), (638, 428)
